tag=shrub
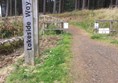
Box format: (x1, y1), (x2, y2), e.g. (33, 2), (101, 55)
(0, 20), (23, 38)
(111, 40), (118, 44)
(91, 34), (109, 40)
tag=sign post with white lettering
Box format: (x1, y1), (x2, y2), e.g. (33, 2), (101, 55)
(22, 0), (34, 65)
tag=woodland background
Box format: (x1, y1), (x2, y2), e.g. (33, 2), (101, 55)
(0, 0), (118, 16)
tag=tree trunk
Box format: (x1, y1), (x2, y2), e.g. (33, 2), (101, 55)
(6, 0), (9, 17)
(82, 0), (86, 9)
(59, 0), (61, 13)
(10, 0), (12, 16)
(43, 0), (46, 14)
(15, 0), (17, 18)
(75, 0), (78, 10)
(61, 0), (64, 12)
(49, 0), (52, 13)
(110, 0), (113, 6)
(53, 0), (56, 13)
(116, 0), (118, 6)
(77, 0), (81, 9)
(87, 0), (90, 9)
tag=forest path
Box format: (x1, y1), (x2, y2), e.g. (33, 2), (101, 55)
(69, 25), (118, 83)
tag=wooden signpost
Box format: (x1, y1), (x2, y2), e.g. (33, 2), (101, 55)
(33, 0), (39, 57)
(22, 0), (39, 65)
(0, 5), (2, 17)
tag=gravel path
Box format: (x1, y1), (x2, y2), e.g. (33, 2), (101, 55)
(70, 26), (118, 83)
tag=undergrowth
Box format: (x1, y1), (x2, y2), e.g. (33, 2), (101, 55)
(44, 24), (63, 35)
(110, 40), (118, 44)
(0, 20), (23, 38)
(6, 33), (72, 83)
(91, 34), (109, 40)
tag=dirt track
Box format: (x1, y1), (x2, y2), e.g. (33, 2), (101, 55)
(70, 26), (118, 83)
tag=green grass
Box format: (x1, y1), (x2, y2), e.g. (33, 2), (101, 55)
(5, 33), (72, 83)
(69, 13), (118, 45)
(91, 34), (118, 45)
(111, 40), (118, 44)
(70, 20), (93, 34)
(71, 20), (118, 45)
(91, 34), (109, 40)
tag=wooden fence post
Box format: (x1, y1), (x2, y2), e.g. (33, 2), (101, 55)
(0, 4), (2, 17)
(110, 21), (113, 30)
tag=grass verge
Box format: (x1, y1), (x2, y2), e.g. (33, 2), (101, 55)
(5, 33), (72, 83)
(74, 21), (118, 45)
(72, 21), (118, 45)
(70, 18), (118, 45)
(91, 34), (109, 40)
(70, 20), (93, 34)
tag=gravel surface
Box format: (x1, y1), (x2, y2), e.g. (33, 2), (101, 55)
(70, 26), (118, 83)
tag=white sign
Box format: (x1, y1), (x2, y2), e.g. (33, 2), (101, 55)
(22, 0), (34, 65)
(94, 22), (99, 29)
(98, 28), (110, 34)
(63, 22), (69, 29)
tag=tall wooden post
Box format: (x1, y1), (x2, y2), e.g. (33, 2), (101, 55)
(33, 0), (39, 57)
(0, 4), (2, 17)
(110, 21), (113, 30)
(22, 0), (35, 65)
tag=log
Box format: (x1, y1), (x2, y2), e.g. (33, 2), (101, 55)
(0, 36), (23, 54)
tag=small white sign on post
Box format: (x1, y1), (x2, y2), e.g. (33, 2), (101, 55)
(98, 28), (110, 34)
(22, 0), (34, 65)
(63, 22), (69, 29)
(94, 22), (99, 29)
